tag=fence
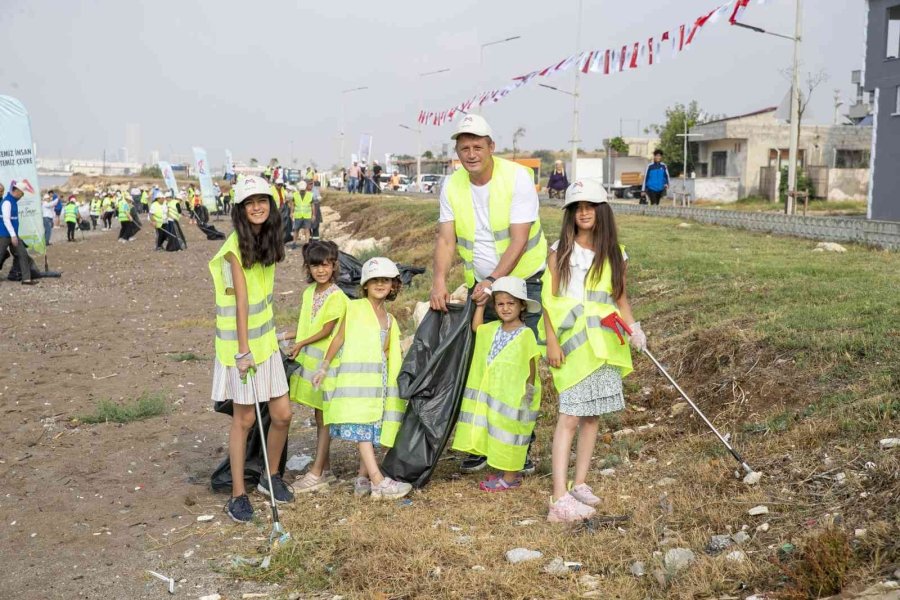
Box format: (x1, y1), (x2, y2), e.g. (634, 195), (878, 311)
(610, 203), (900, 250)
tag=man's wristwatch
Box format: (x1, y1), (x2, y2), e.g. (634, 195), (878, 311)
(484, 276), (496, 284)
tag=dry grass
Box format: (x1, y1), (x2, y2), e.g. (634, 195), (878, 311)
(229, 192), (900, 599)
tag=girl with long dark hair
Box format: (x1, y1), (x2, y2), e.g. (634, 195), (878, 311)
(541, 179), (647, 523)
(208, 176), (291, 523)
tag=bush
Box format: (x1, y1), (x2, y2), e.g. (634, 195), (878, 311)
(778, 166), (815, 204)
(79, 392), (168, 424)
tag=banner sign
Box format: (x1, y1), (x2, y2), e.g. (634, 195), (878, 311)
(158, 161), (179, 196)
(224, 149), (235, 179)
(192, 147), (217, 211)
(0, 95), (45, 254)
(417, 0), (767, 126)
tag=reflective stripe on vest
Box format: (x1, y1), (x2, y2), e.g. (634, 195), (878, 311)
(451, 321), (541, 472)
(288, 286), (348, 411)
(446, 156), (547, 287)
(292, 192), (312, 219)
(539, 250), (633, 393)
(321, 299), (406, 447)
(207, 232), (279, 367)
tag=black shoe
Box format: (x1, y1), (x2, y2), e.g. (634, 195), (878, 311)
(257, 474), (294, 504)
(520, 458), (536, 475)
(460, 454), (488, 473)
(225, 494), (254, 523)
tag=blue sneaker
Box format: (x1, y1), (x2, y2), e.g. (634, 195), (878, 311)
(225, 494), (254, 523)
(257, 474), (294, 504)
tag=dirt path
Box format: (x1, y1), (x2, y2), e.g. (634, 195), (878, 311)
(0, 220), (322, 599)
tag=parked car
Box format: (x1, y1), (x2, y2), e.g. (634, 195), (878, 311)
(419, 174), (442, 194)
(378, 174), (411, 193)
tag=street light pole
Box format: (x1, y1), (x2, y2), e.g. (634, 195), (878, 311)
(786, 0), (803, 215)
(417, 68), (450, 187)
(478, 36), (521, 114)
(339, 86), (368, 167)
(676, 121), (703, 206)
(570, 0), (584, 182)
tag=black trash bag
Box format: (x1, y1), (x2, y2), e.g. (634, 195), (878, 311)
(197, 221), (226, 241)
(280, 203), (292, 244)
(210, 352), (295, 492)
(166, 221), (188, 251)
(337, 251), (426, 299)
(382, 300), (475, 488)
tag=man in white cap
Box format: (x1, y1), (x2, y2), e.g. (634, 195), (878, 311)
(430, 114), (547, 474)
(0, 181), (36, 285)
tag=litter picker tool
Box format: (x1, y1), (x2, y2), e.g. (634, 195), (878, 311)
(244, 368), (291, 548)
(642, 348), (754, 475)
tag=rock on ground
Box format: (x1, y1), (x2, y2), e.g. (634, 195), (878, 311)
(506, 548), (543, 564)
(664, 548), (696, 572)
(814, 242), (847, 253)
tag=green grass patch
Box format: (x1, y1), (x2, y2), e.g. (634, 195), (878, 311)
(79, 392), (169, 424)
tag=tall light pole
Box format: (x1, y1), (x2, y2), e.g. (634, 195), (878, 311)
(479, 35), (521, 114)
(570, 0), (584, 182)
(539, 84), (579, 182)
(417, 68), (450, 186)
(732, 0), (802, 214)
(339, 86), (368, 166)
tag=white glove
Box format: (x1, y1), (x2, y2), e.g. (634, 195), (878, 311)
(311, 367), (328, 390)
(629, 322), (647, 353)
(276, 331), (289, 342)
(236, 354), (256, 379)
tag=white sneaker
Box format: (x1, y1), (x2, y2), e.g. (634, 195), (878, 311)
(371, 477), (412, 500)
(569, 483), (601, 507)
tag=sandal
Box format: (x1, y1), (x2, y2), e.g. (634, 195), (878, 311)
(479, 476), (521, 492)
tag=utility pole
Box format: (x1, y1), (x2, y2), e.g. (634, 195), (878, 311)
(786, 0), (803, 215)
(570, 0), (584, 182)
(478, 36), (521, 115)
(417, 68), (450, 187)
(339, 86), (368, 167)
(676, 119), (703, 206)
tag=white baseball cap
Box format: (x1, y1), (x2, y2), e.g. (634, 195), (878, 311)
(450, 114), (493, 140)
(563, 179), (608, 208)
(234, 175), (273, 204)
(298, 181), (308, 191)
(491, 276), (541, 314)
(360, 257), (400, 285)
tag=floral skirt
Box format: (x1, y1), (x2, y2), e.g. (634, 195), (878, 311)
(558, 364), (625, 417)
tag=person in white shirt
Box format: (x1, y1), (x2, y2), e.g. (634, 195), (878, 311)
(41, 193), (56, 245)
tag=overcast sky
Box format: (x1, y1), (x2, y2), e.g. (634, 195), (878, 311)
(1, 0), (864, 169)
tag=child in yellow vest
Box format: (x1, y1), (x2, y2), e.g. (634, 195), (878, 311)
(283, 240), (348, 493)
(208, 176), (292, 523)
(452, 276), (542, 491)
(312, 257), (412, 500)
(542, 179), (646, 523)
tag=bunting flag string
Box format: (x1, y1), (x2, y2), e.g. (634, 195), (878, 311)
(418, 0), (769, 125)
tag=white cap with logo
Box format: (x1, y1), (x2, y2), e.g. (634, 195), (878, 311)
(450, 114), (493, 140)
(360, 257), (401, 285)
(490, 276), (541, 314)
(563, 179), (609, 208)
(298, 181), (308, 191)
(234, 176), (273, 205)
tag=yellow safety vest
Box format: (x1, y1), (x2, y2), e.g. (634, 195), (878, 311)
(102, 197), (113, 211)
(150, 201), (164, 228)
(140, 191), (149, 206)
(539, 247), (633, 393)
(167, 200), (181, 222)
(90, 199), (102, 215)
(64, 203), (78, 223)
(207, 232), (279, 367)
(292, 191), (312, 219)
(270, 185), (285, 207)
(446, 156), (547, 287)
(289, 285), (349, 411)
(117, 200), (131, 222)
(452, 321), (541, 472)
(322, 299), (406, 447)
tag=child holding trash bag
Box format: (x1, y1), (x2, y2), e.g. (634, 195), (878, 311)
(451, 276), (542, 492)
(542, 179), (646, 523)
(282, 240), (348, 493)
(208, 175), (293, 523)
(312, 257), (412, 500)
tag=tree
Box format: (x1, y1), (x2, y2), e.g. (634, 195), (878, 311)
(608, 136), (630, 156)
(140, 164), (162, 178)
(512, 126), (526, 159)
(648, 101), (707, 177)
(249, 158), (259, 167)
(422, 150), (434, 159)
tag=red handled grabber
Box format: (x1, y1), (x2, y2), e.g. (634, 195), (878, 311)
(600, 312), (633, 344)
(641, 348), (754, 475)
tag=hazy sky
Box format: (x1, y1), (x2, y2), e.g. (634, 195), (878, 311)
(1, 0), (864, 169)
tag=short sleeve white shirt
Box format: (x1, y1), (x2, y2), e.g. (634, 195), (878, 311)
(551, 240), (627, 301)
(439, 166), (541, 281)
